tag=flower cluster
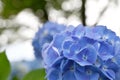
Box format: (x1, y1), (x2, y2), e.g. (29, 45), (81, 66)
(32, 22), (66, 59)
(10, 60), (41, 80)
(42, 24), (120, 80)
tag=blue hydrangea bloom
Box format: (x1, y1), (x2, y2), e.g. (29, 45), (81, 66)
(32, 22), (66, 59)
(10, 60), (41, 80)
(42, 24), (120, 80)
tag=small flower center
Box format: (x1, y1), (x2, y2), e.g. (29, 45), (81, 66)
(102, 65), (107, 70)
(98, 77), (102, 80)
(108, 40), (114, 45)
(86, 69), (92, 75)
(94, 59), (101, 67)
(70, 66), (74, 71)
(111, 58), (116, 62)
(101, 36), (108, 40)
(82, 55), (87, 60)
(43, 30), (48, 36)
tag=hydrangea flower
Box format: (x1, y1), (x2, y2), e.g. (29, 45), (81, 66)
(42, 24), (120, 80)
(10, 60), (41, 80)
(32, 22), (66, 59)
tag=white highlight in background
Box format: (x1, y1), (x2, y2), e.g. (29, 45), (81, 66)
(6, 40), (35, 62)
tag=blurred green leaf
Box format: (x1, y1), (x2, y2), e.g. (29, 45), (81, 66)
(12, 75), (20, 80)
(46, 0), (63, 9)
(52, 0), (61, 9)
(1, 0), (46, 18)
(23, 68), (46, 80)
(0, 51), (11, 80)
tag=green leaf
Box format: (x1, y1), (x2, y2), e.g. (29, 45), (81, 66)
(0, 51), (11, 80)
(1, 0), (46, 18)
(12, 75), (20, 80)
(46, 0), (64, 9)
(23, 69), (46, 80)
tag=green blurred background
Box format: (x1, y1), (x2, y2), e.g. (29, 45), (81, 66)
(0, 0), (120, 50)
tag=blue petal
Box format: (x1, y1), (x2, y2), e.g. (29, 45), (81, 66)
(69, 37), (96, 56)
(70, 42), (81, 54)
(93, 42), (100, 51)
(51, 57), (64, 68)
(47, 68), (61, 80)
(52, 33), (66, 51)
(72, 25), (85, 38)
(94, 56), (103, 67)
(85, 26), (106, 40)
(76, 61), (92, 66)
(75, 64), (85, 73)
(74, 66), (99, 80)
(112, 42), (120, 65)
(42, 43), (49, 53)
(42, 46), (59, 67)
(98, 42), (114, 60)
(114, 41), (120, 55)
(32, 21), (66, 59)
(74, 45), (97, 66)
(115, 69), (120, 80)
(113, 54), (120, 65)
(103, 28), (116, 40)
(62, 38), (73, 50)
(74, 70), (86, 80)
(62, 71), (76, 80)
(63, 50), (73, 58)
(60, 60), (75, 72)
(101, 69), (115, 80)
(44, 22), (66, 35)
(105, 59), (119, 72)
(89, 73), (99, 80)
(66, 25), (75, 32)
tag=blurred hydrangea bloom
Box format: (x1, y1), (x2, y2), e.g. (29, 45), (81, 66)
(32, 22), (66, 59)
(42, 24), (120, 80)
(10, 60), (41, 80)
